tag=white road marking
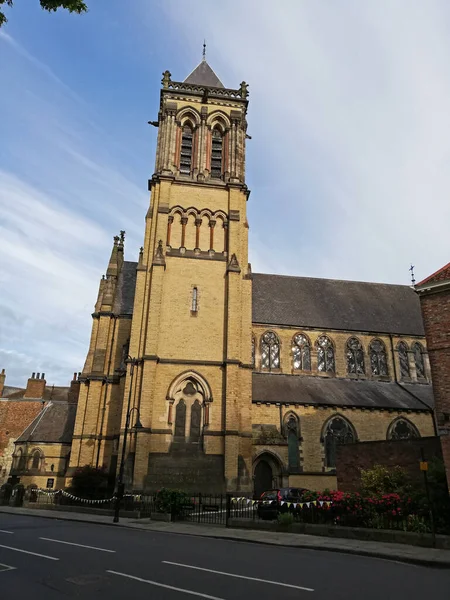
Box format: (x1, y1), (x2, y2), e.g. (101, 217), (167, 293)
(39, 537), (115, 553)
(162, 561), (314, 592)
(0, 544), (58, 561)
(0, 530), (14, 534)
(0, 563), (16, 573)
(107, 570), (226, 599)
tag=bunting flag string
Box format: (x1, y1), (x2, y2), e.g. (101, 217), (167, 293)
(34, 488), (143, 505)
(230, 496), (333, 508)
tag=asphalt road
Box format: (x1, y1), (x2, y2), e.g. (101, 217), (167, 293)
(0, 513), (449, 599)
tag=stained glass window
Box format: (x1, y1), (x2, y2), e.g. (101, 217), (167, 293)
(413, 343), (425, 378)
(317, 335), (335, 373)
(346, 337), (365, 375)
(261, 331), (280, 370)
(369, 339), (389, 376)
(388, 418), (419, 440)
(292, 334), (311, 371)
(397, 342), (410, 378)
(180, 123), (193, 175)
(324, 417), (355, 468)
(251, 336), (255, 368)
(31, 450), (42, 470)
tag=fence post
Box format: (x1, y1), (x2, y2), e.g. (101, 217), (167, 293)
(226, 493), (231, 528)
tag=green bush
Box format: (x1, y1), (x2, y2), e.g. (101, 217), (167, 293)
(154, 488), (189, 517)
(277, 512), (294, 527)
(361, 464), (411, 497)
(69, 465), (109, 499)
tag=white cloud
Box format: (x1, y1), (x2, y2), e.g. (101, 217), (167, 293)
(159, 0), (450, 283)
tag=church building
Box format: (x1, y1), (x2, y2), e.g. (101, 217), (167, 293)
(3, 56), (436, 495)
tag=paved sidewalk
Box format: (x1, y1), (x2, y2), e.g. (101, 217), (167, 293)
(1, 505), (449, 568)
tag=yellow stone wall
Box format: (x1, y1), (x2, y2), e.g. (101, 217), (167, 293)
(13, 442), (70, 490)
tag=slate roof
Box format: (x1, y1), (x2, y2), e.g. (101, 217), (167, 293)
(113, 260), (137, 315)
(252, 273), (425, 336)
(1, 386), (69, 401)
(252, 372), (434, 411)
(184, 60), (224, 88)
(417, 261), (450, 287)
(16, 402), (77, 444)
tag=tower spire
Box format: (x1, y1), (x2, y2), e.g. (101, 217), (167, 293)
(202, 40), (206, 62)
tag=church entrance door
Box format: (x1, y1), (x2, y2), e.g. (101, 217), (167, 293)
(254, 460), (273, 499)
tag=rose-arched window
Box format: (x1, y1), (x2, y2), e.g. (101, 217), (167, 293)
(292, 334), (311, 371)
(210, 127), (223, 178)
(397, 342), (410, 378)
(346, 337), (365, 375)
(369, 339), (388, 376)
(261, 331), (280, 370)
(316, 335), (335, 373)
(387, 418), (420, 440)
(180, 123), (194, 175)
(324, 416), (356, 468)
(412, 342), (425, 379)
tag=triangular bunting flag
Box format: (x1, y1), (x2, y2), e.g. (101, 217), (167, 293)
(312, 501), (317, 506)
(306, 502), (311, 508)
(287, 502), (291, 508)
(281, 501), (285, 506)
(293, 503), (297, 508)
(319, 501), (324, 507)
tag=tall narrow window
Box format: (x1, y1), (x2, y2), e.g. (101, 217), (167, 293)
(191, 287), (198, 313)
(397, 342), (410, 378)
(180, 123), (193, 175)
(292, 334), (311, 371)
(346, 337), (365, 375)
(31, 450), (42, 470)
(251, 336), (255, 368)
(210, 128), (223, 178)
(261, 331), (280, 370)
(369, 339), (389, 376)
(316, 335), (335, 373)
(412, 342), (425, 378)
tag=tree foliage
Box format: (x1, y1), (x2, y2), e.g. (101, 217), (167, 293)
(69, 465), (109, 499)
(0, 1), (87, 27)
(360, 464), (411, 497)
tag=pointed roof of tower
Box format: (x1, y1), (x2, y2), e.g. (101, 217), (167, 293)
(184, 43), (224, 88)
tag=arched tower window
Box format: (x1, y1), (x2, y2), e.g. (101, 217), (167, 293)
(387, 418), (420, 440)
(412, 342), (425, 379)
(316, 335), (335, 373)
(292, 334), (311, 371)
(346, 337), (365, 375)
(180, 123), (194, 175)
(210, 127), (223, 178)
(261, 331), (280, 371)
(397, 342), (410, 378)
(323, 416), (356, 469)
(369, 339), (389, 376)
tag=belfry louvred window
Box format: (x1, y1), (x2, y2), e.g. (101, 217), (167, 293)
(210, 128), (223, 178)
(180, 123), (193, 175)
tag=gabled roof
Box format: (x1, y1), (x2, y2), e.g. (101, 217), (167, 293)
(184, 60), (224, 88)
(252, 273), (425, 336)
(113, 260), (137, 315)
(16, 402), (76, 444)
(416, 262), (450, 287)
(252, 372), (434, 411)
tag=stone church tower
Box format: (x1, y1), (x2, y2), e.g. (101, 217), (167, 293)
(69, 57), (253, 492)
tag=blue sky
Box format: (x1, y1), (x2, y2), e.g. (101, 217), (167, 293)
(1, 0), (450, 386)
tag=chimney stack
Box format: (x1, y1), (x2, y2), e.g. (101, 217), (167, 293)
(24, 372), (46, 399)
(0, 368), (5, 397)
(68, 371), (81, 404)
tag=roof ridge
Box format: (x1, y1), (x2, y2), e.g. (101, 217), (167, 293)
(253, 272), (412, 288)
(416, 261), (450, 286)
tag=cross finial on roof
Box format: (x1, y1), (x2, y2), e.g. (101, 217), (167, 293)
(202, 40), (206, 61)
(409, 264), (416, 286)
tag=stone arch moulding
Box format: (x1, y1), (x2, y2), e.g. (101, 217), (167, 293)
(386, 416), (420, 440)
(282, 410), (301, 438)
(320, 413), (358, 442)
(206, 110), (231, 130)
(166, 370), (213, 404)
(176, 107), (201, 127)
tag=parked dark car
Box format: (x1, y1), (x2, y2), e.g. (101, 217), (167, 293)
(257, 488), (309, 520)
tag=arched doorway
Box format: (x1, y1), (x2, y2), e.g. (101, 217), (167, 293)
(254, 460), (273, 498)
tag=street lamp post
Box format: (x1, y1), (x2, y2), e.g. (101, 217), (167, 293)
(113, 357), (142, 524)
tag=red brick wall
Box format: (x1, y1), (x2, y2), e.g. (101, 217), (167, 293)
(419, 288), (450, 491)
(336, 437), (443, 492)
(0, 400), (44, 459)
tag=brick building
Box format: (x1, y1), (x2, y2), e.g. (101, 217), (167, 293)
(2, 57), (438, 494)
(416, 263), (450, 492)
